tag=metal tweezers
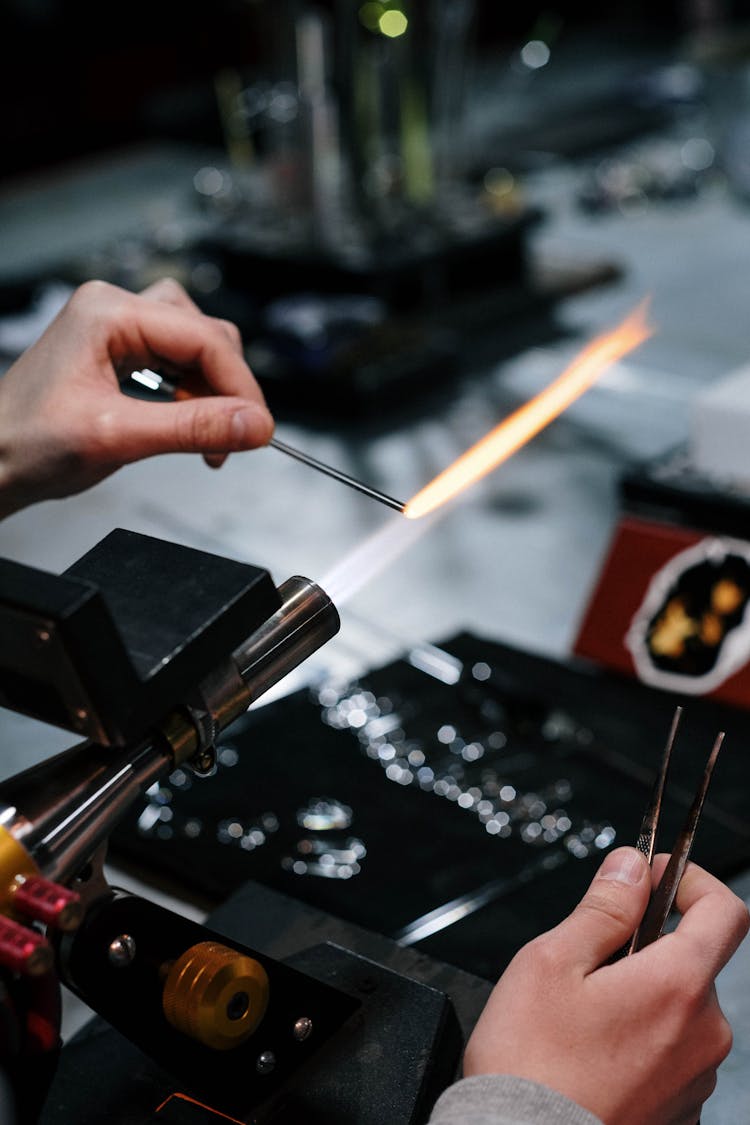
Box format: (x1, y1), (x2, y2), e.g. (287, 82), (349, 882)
(627, 704), (724, 955)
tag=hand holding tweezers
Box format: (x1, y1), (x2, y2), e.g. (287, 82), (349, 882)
(627, 705), (724, 955)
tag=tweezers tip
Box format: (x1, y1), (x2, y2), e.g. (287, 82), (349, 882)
(708, 730), (725, 762)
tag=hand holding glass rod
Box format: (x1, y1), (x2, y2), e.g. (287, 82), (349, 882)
(128, 369), (405, 513)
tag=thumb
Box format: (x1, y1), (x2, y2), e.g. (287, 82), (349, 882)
(553, 847), (651, 972)
(112, 397), (274, 461)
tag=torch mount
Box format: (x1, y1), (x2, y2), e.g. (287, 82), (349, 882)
(0, 528), (281, 748)
(0, 530), (466, 1124)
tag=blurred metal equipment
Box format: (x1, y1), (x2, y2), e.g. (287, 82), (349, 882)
(190, 0), (559, 417)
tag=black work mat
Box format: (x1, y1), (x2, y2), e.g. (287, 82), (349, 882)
(109, 633), (750, 981)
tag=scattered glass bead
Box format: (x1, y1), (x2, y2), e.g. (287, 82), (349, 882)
(218, 746), (239, 768)
(297, 798), (353, 831)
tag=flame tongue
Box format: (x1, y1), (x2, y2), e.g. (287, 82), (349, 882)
(403, 302), (653, 520)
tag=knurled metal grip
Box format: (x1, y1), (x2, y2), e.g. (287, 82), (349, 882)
(162, 941), (270, 1050)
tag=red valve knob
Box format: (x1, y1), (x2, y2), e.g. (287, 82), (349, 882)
(12, 875), (82, 932)
(0, 915), (53, 976)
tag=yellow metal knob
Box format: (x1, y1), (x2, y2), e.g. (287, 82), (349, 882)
(162, 940), (269, 1050)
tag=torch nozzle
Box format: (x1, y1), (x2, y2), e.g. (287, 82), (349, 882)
(0, 576), (340, 885)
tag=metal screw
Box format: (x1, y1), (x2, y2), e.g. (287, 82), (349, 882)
(108, 934), (136, 967)
(293, 1016), (313, 1042)
(256, 1050), (276, 1075)
(190, 745), (217, 778)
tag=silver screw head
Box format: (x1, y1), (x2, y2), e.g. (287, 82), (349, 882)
(108, 934), (136, 967)
(256, 1050), (276, 1074)
(293, 1016), (313, 1041)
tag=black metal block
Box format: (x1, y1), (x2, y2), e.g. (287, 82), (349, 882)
(0, 530), (280, 746)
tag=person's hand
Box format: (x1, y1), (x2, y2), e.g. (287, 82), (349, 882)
(0, 277), (274, 518)
(463, 846), (750, 1125)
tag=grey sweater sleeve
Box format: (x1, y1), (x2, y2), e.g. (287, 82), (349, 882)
(427, 1076), (604, 1125)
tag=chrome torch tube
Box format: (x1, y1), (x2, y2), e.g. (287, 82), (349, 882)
(0, 577), (339, 885)
(0, 738), (172, 885)
(234, 576), (340, 699)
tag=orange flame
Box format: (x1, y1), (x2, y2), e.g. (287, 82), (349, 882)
(404, 302), (653, 520)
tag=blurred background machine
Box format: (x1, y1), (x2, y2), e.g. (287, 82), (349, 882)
(574, 359), (750, 707)
(1, 0), (646, 419)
